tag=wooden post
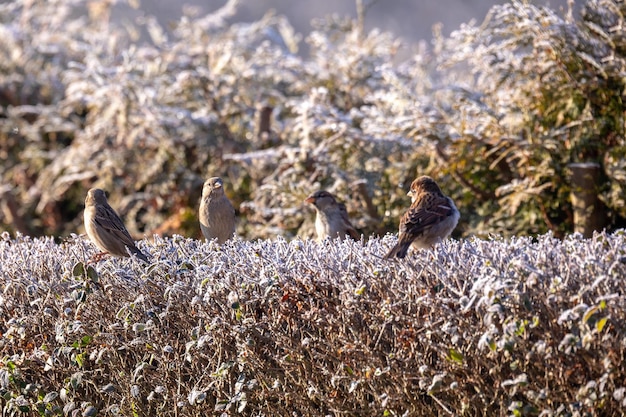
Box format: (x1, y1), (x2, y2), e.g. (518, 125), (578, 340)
(568, 162), (607, 237)
(256, 105), (273, 139)
(255, 105), (277, 148)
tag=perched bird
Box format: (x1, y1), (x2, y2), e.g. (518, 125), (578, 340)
(305, 190), (360, 241)
(384, 176), (459, 259)
(84, 188), (149, 262)
(199, 176), (236, 244)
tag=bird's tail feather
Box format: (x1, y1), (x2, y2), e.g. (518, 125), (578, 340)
(129, 246), (149, 263)
(384, 242), (410, 259)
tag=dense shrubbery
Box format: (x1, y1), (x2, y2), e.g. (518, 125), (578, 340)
(1, 232), (626, 415)
(1, 0), (625, 241)
(432, 0), (626, 237)
(2, 0), (626, 413)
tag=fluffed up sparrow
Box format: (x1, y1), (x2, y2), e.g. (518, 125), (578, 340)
(305, 190), (360, 241)
(199, 176), (236, 244)
(384, 176), (459, 259)
(84, 188), (149, 262)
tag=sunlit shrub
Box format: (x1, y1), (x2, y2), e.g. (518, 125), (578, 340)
(1, 231), (626, 415)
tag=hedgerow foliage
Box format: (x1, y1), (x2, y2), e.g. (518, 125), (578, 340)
(432, 0), (626, 237)
(1, 0), (625, 241)
(1, 231), (626, 415)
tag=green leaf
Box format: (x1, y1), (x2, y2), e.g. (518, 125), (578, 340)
(354, 285), (366, 296)
(75, 353), (86, 368)
(133, 323), (147, 332)
(582, 306), (599, 324)
(596, 317), (608, 333)
(531, 316), (540, 328)
(180, 262), (194, 271)
(432, 283), (444, 293)
(72, 262), (85, 277)
(86, 265), (98, 282)
(448, 348), (464, 364)
(73, 289), (87, 303)
(43, 391), (58, 403)
(83, 405), (97, 416)
(214, 400), (228, 411)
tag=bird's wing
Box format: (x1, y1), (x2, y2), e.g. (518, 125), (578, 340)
(399, 194), (454, 237)
(94, 204), (137, 247)
(338, 203), (360, 240)
(346, 226), (360, 241)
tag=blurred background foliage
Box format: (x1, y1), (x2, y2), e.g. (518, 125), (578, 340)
(0, 0), (624, 241)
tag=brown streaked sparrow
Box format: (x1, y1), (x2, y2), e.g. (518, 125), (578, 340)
(84, 188), (149, 262)
(199, 176), (236, 244)
(305, 190), (360, 241)
(384, 176), (459, 259)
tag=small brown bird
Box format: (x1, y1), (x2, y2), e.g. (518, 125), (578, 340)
(84, 188), (149, 262)
(305, 190), (360, 241)
(384, 176), (459, 259)
(199, 176), (236, 244)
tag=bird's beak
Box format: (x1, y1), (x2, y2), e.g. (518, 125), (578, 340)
(304, 196), (315, 204)
(214, 182), (222, 188)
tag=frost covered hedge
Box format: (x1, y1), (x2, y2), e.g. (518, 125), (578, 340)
(2, 232), (626, 416)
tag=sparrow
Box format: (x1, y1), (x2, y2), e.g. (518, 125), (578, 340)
(199, 176), (236, 244)
(84, 188), (149, 262)
(305, 190), (360, 241)
(384, 176), (459, 259)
